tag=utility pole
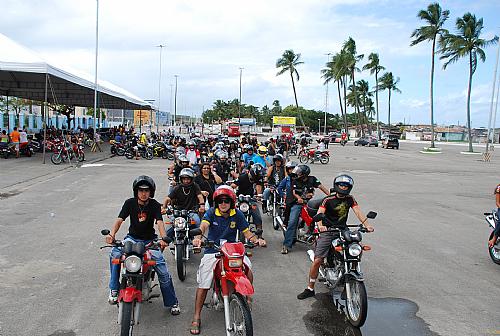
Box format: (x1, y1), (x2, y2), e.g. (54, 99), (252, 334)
(324, 53), (332, 136)
(239, 67), (243, 125)
(486, 32), (500, 154)
(156, 44), (165, 134)
(174, 75), (178, 129)
(93, 0), (99, 131)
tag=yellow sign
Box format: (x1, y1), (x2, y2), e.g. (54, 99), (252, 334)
(273, 116), (296, 126)
(134, 110), (151, 126)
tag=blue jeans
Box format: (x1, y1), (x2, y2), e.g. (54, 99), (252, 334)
(109, 235), (178, 307)
(263, 188), (271, 202)
(249, 206), (262, 225)
(166, 213), (201, 239)
(495, 208), (500, 236)
(283, 204), (302, 248)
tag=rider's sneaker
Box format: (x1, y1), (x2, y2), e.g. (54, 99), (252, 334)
(170, 303), (181, 315)
(281, 246), (289, 254)
(297, 288), (315, 300)
(108, 290), (118, 305)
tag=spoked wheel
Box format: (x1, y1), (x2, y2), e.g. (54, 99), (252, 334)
(51, 153), (63, 165)
(320, 156), (329, 164)
(489, 232), (500, 265)
(345, 280), (368, 328)
(229, 293), (253, 336)
(299, 155), (309, 164)
(176, 244), (187, 281)
(120, 301), (134, 336)
(77, 152), (85, 162)
(145, 150), (154, 160)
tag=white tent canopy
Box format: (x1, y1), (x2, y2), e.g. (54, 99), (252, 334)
(0, 33), (152, 110)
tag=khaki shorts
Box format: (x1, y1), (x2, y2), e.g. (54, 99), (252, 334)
(197, 253), (252, 289)
(12, 142), (19, 151)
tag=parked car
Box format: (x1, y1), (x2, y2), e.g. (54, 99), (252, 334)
(354, 136), (378, 147)
(328, 132), (348, 145)
(381, 136), (399, 149)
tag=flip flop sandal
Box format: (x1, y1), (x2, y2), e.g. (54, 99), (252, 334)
(190, 319), (201, 335)
(258, 238), (267, 247)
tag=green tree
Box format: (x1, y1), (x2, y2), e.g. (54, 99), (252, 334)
(343, 37), (364, 136)
(276, 49), (305, 127)
(411, 2), (450, 148)
(439, 13), (498, 152)
(378, 72), (401, 130)
(363, 53), (385, 139)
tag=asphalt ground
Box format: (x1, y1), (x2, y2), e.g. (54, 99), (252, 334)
(0, 141), (498, 336)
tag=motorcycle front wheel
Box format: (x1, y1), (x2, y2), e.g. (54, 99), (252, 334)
(176, 244), (187, 281)
(320, 156), (329, 164)
(77, 152), (85, 162)
(116, 147), (125, 156)
(120, 301), (134, 336)
(299, 155), (309, 164)
(489, 232), (500, 265)
(125, 149), (134, 159)
(145, 149), (154, 160)
(51, 153), (63, 165)
(229, 293), (253, 336)
(345, 280), (368, 327)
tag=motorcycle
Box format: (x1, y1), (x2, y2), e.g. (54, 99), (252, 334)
(196, 228), (257, 336)
(265, 185), (285, 231)
(279, 189), (318, 245)
(125, 143), (153, 160)
(299, 148), (330, 164)
(51, 141), (83, 164)
(110, 140), (126, 156)
(485, 210), (500, 264)
(236, 194), (258, 242)
(165, 207), (198, 281)
(100, 229), (174, 336)
(308, 211), (377, 327)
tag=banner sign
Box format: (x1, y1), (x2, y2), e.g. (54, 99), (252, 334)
(273, 116), (296, 126)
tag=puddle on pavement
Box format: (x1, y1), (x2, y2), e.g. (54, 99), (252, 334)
(304, 293), (438, 336)
(0, 190), (22, 199)
(47, 331), (76, 336)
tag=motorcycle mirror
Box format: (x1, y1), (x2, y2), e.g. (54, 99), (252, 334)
(484, 212), (492, 216)
(189, 228), (203, 237)
(101, 229), (110, 236)
(366, 211), (377, 219)
(313, 213), (325, 222)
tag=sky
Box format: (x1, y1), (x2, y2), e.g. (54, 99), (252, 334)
(2, 0), (500, 127)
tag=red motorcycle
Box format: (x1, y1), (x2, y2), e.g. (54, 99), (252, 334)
(279, 190), (320, 245)
(100, 229), (172, 336)
(195, 227), (256, 336)
(299, 148), (329, 164)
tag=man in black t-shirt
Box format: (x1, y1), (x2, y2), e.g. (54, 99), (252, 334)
(163, 168), (205, 239)
(297, 174), (374, 300)
(105, 176), (180, 315)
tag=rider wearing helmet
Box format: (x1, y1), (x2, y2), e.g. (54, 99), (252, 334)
(240, 144), (258, 172)
(190, 186), (259, 334)
(297, 174), (374, 300)
(105, 176), (180, 314)
(278, 161), (298, 229)
(213, 150), (233, 183)
(231, 163), (267, 246)
(281, 165), (330, 254)
(186, 141), (200, 170)
(168, 154), (191, 187)
(262, 154), (286, 213)
(163, 168), (205, 239)
(253, 145), (272, 168)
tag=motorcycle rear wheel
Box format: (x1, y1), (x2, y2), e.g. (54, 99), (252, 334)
(488, 232), (500, 265)
(125, 149), (134, 159)
(320, 156), (329, 164)
(116, 147), (125, 156)
(51, 153), (63, 165)
(229, 293), (253, 336)
(120, 301), (134, 336)
(345, 280), (368, 328)
(176, 244), (187, 281)
(299, 155), (309, 164)
(77, 152), (85, 162)
(145, 150), (154, 160)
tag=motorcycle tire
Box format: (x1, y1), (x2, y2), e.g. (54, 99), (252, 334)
(51, 153), (63, 165)
(120, 301), (134, 336)
(161, 151), (169, 159)
(145, 150), (154, 160)
(272, 200), (280, 231)
(489, 232), (500, 265)
(320, 156), (329, 164)
(116, 147), (125, 156)
(77, 152), (85, 162)
(345, 280), (368, 328)
(125, 149), (134, 160)
(167, 152), (175, 160)
(229, 293), (253, 336)
(176, 244), (187, 281)
(3, 151), (9, 159)
(299, 155), (309, 164)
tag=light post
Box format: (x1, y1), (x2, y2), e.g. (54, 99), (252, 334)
(318, 118), (321, 134)
(174, 75), (178, 129)
(93, 0), (99, 131)
(239, 67), (243, 125)
(145, 99), (155, 134)
(156, 44), (165, 134)
(486, 31), (500, 153)
(324, 52), (332, 136)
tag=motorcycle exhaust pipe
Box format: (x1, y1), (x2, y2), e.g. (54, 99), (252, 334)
(118, 302), (123, 324)
(134, 302), (141, 325)
(223, 295), (232, 335)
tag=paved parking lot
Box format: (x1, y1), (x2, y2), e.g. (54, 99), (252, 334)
(0, 141), (498, 336)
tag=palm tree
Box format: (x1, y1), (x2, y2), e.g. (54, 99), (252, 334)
(378, 72), (401, 132)
(276, 50), (305, 127)
(363, 53), (385, 139)
(322, 51), (350, 132)
(342, 37), (364, 136)
(440, 13), (498, 152)
(357, 80), (373, 134)
(410, 3), (449, 148)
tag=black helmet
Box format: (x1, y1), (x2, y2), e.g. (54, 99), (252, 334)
(291, 165), (310, 179)
(179, 168), (195, 186)
(333, 174), (354, 195)
(133, 175), (156, 198)
(273, 154), (284, 163)
(249, 163), (265, 181)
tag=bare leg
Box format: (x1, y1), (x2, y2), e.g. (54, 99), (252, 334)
(193, 288), (209, 321)
(307, 257), (323, 289)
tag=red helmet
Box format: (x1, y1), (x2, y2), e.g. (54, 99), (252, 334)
(213, 185), (237, 208)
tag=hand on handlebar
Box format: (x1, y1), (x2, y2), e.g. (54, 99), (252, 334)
(105, 235), (115, 244)
(193, 237), (202, 248)
(364, 225), (375, 232)
(159, 239), (168, 249)
(318, 224), (328, 232)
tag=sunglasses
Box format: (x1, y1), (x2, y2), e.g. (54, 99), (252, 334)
(218, 199), (232, 204)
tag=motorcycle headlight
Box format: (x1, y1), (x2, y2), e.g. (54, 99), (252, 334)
(239, 203), (249, 212)
(174, 217), (187, 229)
(228, 258), (243, 268)
(124, 255), (142, 273)
(348, 243), (362, 257)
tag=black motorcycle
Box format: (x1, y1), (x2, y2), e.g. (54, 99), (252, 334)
(167, 208), (198, 281)
(266, 185), (284, 231)
(125, 143), (153, 160)
(308, 211), (377, 327)
(236, 194), (257, 242)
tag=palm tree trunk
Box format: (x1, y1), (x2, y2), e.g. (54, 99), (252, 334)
(466, 53), (474, 153)
(352, 70), (363, 137)
(388, 88), (392, 130)
(337, 81), (347, 132)
(375, 71), (380, 140)
(290, 71), (305, 128)
(343, 76), (348, 131)
(430, 37), (436, 148)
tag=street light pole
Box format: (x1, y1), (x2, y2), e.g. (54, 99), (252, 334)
(156, 44), (165, 134)
(324, 53), (332, 136)
(239, 67), (243, 125)
(174, 75), (178, 129)
(486, 31), (500, 153)
(318, 118), (321, 134)
(93, 0), (99, 131)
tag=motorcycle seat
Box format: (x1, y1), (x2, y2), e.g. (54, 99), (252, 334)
(306, 198), (322, 217)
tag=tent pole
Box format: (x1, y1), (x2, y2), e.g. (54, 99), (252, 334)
(6, 94), (9, 132)
(42, 73), (48, 164)
(93, 0), (99, 132)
